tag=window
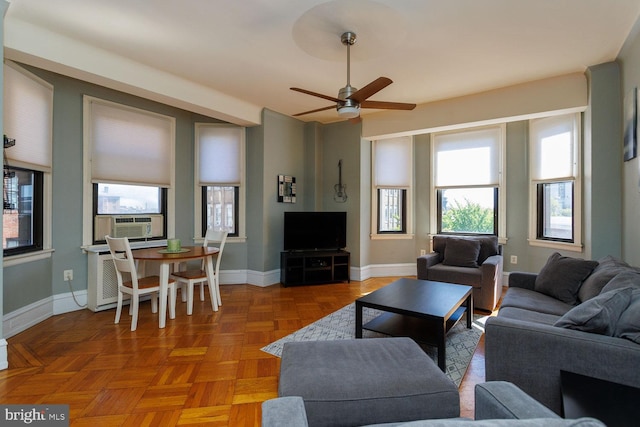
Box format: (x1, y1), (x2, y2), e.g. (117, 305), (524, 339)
(202, 185), (238, 235)
(378, 188), (406, 233)
(372, 136), (413, 236)
(3, 167), (43, 255)
(432, 125), (504, 236)
(529, 113), (581, 248)
(3, 62), (53, 258)
(196, 124), (244, 238)
(83, 96), (175, 244)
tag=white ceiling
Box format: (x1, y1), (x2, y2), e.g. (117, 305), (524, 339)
(5, 0), (640, 125)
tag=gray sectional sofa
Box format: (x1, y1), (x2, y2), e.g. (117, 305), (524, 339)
(486, 253), (640, 415)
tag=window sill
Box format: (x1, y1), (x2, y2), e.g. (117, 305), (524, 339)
(528, 239), (583, 252)
(370, 233), (414, 240)
(3, 248), (55, 267)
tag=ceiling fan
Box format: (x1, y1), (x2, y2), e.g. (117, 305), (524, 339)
(291, 31), (416, 120)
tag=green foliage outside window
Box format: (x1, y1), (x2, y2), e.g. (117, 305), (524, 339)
(441, 198), (493, 233)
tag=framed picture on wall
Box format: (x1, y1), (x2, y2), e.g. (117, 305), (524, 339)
(623, 87), (637, 161)
(277, 175), (296, 203)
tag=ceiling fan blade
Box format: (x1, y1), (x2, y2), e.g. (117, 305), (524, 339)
(360, 100), (417, 110)
(290, 87), (341, 103)
(348, 77), (393, 103)
(293, 105), (336, 116)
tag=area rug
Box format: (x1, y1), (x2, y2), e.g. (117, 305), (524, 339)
(261, 302), (487, 387)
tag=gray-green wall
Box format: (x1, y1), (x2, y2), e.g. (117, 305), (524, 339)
(619, 18), (640, 267)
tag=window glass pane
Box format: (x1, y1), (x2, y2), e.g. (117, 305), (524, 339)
(540, 181), (573, 240)
(3, 168), (38, 250)
(204, 186), (237, 235)
(440, 187), (495, 234)
(378, 188), (405, 232)
(97, 183), (161, 214)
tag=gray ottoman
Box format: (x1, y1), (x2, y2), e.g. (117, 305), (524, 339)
(278, 337), (460, 427)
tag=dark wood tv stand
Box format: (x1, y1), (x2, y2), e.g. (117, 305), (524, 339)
(280, 250), (350, 287)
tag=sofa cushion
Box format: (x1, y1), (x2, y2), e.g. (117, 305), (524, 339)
(433, 235), (499, 264)
(427, 264), (482, 288)
(443, 238), (481, 268)
(500, 287), (574, 316)
(497, 306), (561, 326)
(578, 256), (632, 302)
(554, 288), (632, 335)
(534, 253), (598, 305)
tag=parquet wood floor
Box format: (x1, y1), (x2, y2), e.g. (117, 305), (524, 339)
(2, 277), (499, 426)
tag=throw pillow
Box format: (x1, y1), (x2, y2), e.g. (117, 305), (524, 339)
(442, 238), (480, 268)
(601, 271), (640, 293)
(554, 287), (633, 335)
(578, 255), (632, 302)
(534, 252), (599, 305)
(615, 289), (640, 344)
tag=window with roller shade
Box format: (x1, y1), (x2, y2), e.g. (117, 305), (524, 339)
(432, 125), (504, 235)
(84, 96), (174, 243)
(529, 113), (581, 247)
(3, 62), (53, 257)
(372, 136), (412, 235)
(196, 124), (245, 238)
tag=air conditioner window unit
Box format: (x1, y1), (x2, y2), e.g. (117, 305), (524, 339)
(94, 214), (164, 241)
(113, 215), (152, 238)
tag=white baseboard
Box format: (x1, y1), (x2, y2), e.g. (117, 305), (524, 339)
(355, 263), (417, 281)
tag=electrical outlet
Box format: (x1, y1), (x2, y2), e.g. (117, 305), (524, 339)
(510, 255), (518, 265)
(63, 269), (73, 281)
(420, 249), (426, 256)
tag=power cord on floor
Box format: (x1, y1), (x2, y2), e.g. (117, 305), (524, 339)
(67, 278), (87, 308)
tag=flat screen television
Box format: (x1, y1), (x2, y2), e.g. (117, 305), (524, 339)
(284, 211), (347, 251)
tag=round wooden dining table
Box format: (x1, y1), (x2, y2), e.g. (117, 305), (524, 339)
(132, 246), (220, 328)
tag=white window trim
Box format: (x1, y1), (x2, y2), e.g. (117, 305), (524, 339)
(528, 113), (582, 252)
(81, 96), (176, 246)
(370, 137), (414, 239)
(429, 124), (507, 240)
(193, 123), (246, 243)
(2, 62), (54, 265)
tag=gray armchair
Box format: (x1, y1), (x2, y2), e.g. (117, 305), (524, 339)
(417, 235), (503, 311)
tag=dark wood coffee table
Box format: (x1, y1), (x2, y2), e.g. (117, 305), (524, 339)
(355, 278), (473, 371)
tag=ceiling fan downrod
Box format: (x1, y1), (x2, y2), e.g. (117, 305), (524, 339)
(341, 31), (356, 88)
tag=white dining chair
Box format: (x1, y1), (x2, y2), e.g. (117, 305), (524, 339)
(106, 235), (177, 331)
(171, 229), (228, 315)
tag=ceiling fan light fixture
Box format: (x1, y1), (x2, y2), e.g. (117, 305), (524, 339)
(338, 105), (360, 119)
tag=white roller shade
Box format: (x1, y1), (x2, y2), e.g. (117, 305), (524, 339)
(530, 114), (576, 180)
(434, 127), (501, 187)
(3, 62), (53, 172)
(88, 98), (174, 187)
(374, 136), (412, 187)
(198, 124), (243, 185)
